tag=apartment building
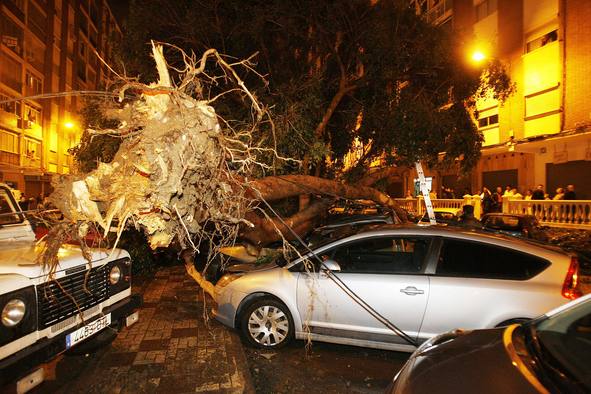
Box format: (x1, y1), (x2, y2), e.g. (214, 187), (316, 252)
(0, 0), (121, 198)
(407, 0), (591, 199)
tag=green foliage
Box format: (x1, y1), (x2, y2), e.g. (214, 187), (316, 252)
(117, 0), (513, 177)
(116, 229), (158, 275)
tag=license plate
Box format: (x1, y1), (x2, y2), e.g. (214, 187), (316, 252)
(65, 314), (111, 349)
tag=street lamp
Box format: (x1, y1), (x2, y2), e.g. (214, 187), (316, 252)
(471, 50), (486, 64)
(64, 121), (74, 129)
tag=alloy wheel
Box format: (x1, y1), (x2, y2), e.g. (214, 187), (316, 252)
(247, 305), (290, 346)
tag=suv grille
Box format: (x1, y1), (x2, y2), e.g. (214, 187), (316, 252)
(37, 265), (109, 328)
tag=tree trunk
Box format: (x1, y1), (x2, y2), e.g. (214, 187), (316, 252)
(242, 175), (409, 245)
(357, 166), (402, 187)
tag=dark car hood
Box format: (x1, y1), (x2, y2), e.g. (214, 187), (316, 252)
(394, 327), (541, 394)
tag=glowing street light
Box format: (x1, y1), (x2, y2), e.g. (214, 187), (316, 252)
(64, 121), (74, 129)
(471, 50), (486, 64)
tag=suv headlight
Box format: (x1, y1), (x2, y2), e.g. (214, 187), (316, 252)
(0, 286), (36, 347)
(108, 258), (131, 294)
(2, 299), (26, 327)
(109, 265), (122, 285)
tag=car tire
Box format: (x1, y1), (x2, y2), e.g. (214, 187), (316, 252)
(240, 298), (294, 349)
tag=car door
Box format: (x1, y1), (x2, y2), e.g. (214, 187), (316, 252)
(419, 237), (553, 340)
(296, 235), (431, 345)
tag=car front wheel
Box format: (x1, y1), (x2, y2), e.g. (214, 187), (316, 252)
(240, 298), (294, 348)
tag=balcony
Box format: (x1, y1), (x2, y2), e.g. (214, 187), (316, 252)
(425, 0), (453, 24)
(0, 151), (19, 166)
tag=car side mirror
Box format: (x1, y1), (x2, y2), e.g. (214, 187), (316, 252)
(322, 259), (341, 272)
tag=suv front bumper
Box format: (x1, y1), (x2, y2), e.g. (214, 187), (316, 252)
(0, 294), (142, 387)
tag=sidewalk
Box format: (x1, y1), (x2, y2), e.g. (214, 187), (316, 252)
(44, 265), (254, 393)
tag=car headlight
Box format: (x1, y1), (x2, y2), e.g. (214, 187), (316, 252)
(109, 265), (122, 285)
(216, 273), (244, 289)
(2, 299), (26, 327)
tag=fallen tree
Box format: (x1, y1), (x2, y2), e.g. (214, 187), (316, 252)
(41, 43), (407, 296)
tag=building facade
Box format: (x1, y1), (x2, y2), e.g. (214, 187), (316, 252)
(0, 0), (121, 198)
(407, 0), (591, 199)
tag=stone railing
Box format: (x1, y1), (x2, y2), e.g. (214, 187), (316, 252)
(504, 198), (591, 229)
(395, 196), (482, 219)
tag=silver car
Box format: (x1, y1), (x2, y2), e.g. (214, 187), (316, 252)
(213, 225), (586, 351)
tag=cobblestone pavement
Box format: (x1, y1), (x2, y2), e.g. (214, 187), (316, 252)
(34, 265), (253, 394)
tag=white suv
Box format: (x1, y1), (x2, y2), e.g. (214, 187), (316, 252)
(0, 184), (141, 392)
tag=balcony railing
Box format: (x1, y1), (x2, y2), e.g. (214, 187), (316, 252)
(425, 0), (453, 23)
(396, 195), (591, 229)
(395, 195), (482, 219)
(504, 198), (591, 229)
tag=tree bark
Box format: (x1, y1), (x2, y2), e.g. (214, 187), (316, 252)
(242, 175), (409, 245)
(357, 166), (402, 187)
(240, 200), (330, 245)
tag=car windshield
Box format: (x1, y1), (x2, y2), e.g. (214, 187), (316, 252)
(0, 187), (23, 225)
(533, 297), (591, 391)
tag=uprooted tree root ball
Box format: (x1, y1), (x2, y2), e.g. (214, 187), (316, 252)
(39, 43), (272, 293)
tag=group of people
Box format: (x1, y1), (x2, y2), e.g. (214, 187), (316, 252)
(480, 184), (577, 214)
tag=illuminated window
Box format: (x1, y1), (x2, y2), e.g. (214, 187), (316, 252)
(24, 138), (40, 159)
(24, 104), (41, 124)
(1, 12), (24, 56)
(0, 94), (17, 115)
(27, 1), (46, 39)
(478, 114), (499, 128)
(0, 130), (18, 153)
(526, 30), (558, 53)
(25, 71), (43, 96)
(1, 55), (22, 92)
(475, 0), (497, 22)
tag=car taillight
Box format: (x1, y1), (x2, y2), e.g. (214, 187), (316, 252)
(562, 256), (582, 300)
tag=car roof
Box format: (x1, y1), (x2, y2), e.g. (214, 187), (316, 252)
(339, 223), (567, 255)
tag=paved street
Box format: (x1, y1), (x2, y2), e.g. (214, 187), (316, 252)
(26, 265), (407, 394)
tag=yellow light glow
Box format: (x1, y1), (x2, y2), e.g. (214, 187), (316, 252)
(471, 51), (486, 63)
(64, 121), (74, 129)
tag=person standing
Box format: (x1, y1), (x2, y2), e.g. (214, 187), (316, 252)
(532, 184), (545, 200)
(492, 186), (503, 212)
(481, 187), (494, 214)
(564, 184), (577, 200)
(525, 189), (533, 200)
(553, 188), (565, 200)
(458, 205), (482, 229)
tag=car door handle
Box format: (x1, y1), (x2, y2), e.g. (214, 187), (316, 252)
(400, 286), (424, 296)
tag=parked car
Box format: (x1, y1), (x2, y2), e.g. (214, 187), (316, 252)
(306, 213), (394, 248)
(329, 199), (387, 216)
(387, 293), (591, 394)
(0, 184), (142, 392)
(481, 213), (548, 241)
(213, 225), (586, 351)
(418, 208), (463, 225)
